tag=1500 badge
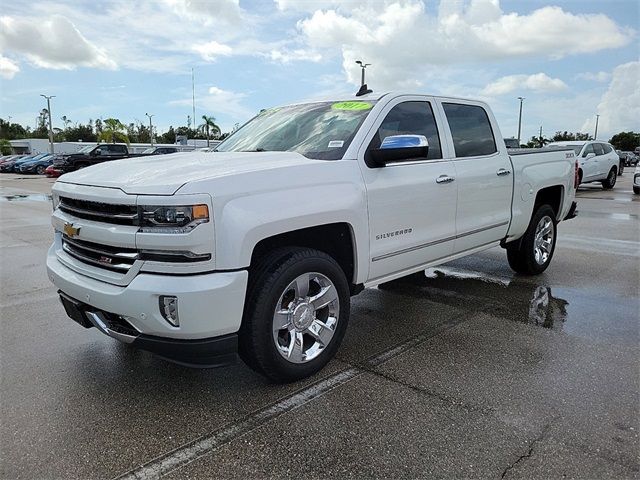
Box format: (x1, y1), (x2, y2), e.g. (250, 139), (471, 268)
(376, 228), (413, 240)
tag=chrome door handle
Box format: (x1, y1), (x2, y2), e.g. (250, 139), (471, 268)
(497, 168), (512, 176)
(436, 175), (455, 184)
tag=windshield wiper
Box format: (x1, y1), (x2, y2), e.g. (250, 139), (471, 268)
(240, 148), (267, 152)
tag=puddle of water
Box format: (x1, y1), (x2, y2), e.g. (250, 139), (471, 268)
(577, 210), (638, 221)
(0, 194), (52, 202)
(378, 266), (638, 344)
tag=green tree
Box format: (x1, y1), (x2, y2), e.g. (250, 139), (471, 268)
(65, 123), (97, 142)
(98, 118), (129, 144)
(0, 138), (12, 155)
(199, 115), (221, 147)
(609, 131), (639, 151)
(157, 126), (177, 144)
(552, 131), (592, 142)
(0, 119), (27, 140)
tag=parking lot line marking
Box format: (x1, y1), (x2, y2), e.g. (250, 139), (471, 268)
(114, 317), (465, 480)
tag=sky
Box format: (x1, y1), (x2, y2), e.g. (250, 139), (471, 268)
(0, 0), (638, 142)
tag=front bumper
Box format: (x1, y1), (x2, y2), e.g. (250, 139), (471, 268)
(59, 292), (238, 367)
(47, 243), (248, 342)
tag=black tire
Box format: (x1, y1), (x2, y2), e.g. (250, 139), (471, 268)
(602, 167), (617, 190)
(634, 186), (640, 195)
(36, 165), (46, 175)
(76, 162), (89, 170)
(506, 205), (557, 275)
(577, 170), (583, 186)
(618, 161), (624, 175)
(239, 247), (350, 383)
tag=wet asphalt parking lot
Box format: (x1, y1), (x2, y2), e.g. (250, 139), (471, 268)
(1, 172), (638, 479)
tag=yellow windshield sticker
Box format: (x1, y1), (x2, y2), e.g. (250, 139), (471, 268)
(331, 101), (372, 111)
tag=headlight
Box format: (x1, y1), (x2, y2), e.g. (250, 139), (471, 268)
(138, 204), (209, 233)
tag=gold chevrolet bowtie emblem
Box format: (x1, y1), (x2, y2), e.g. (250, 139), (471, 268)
(63, 223), (81, 238)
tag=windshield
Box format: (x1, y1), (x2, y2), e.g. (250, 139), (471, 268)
(216, 101), (376, 160)
(77, 145), (96, 154)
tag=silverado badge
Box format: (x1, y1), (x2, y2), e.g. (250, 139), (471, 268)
(63, 223), (81, 238)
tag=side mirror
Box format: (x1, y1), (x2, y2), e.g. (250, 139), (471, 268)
(369, 135), (429, 168)
(583, 152), (595, 159)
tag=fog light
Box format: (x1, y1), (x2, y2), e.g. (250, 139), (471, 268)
(159, 296), (179, 327)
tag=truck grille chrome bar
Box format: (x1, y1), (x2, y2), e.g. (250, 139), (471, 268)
(59, 197), (138, 225)
(62, 236), (138, 272)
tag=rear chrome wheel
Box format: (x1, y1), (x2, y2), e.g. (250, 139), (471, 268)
(602, 168), (617, 189)
(533, 216), (554, 265)
(272, 272), (339, 364)
(507, 204), (557, 275)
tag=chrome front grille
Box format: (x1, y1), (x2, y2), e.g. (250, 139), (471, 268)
(59, 197), (138, 225)
(62, 236), (138, 272)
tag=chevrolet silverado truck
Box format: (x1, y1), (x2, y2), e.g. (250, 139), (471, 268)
(54, 143), (141, 172)
(47, 93), (578, 383)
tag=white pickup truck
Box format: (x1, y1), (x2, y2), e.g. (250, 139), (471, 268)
(47, 92), (577, 382)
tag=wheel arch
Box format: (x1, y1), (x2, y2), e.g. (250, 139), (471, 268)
(249, 223), (359, 290)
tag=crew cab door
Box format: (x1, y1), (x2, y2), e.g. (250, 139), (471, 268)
(580, 143), (598, 180)
(438, 101), (512, 253)
(359, 98), (457, 281)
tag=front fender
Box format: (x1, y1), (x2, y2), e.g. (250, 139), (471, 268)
(214, 181), (369, 283)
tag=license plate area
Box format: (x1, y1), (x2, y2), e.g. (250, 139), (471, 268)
(59, 293), (93, 328)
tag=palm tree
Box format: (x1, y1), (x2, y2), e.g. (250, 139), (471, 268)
(98, 118), (129, 144)
(199, 115), (221, 147)
(61, 115), (72, 129)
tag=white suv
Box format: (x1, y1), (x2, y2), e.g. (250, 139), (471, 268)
(547, 141), (619, 189)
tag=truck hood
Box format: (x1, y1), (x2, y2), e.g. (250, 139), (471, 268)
(57, 151), (318, 195)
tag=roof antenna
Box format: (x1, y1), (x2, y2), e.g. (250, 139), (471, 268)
(355, 60), (372, 96)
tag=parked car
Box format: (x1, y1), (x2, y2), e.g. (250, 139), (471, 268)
(12, 153), (51, 172)
(0, 154), (37, 172)
(546, 141), (619, 189)
(54, 144), (143, 172)
(504, 138), (520, 149)
(47, 92), (577, 383)
(141, 146), (180, 155)
(19, 155), (55, 174)
(45, 165), (63, 178)
(620, 151), (639, 167)
(0, 154), (26, 165)
(634, 166), (640, 195)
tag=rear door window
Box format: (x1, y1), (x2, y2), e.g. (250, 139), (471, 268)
(443, 103), (497, 158)
(601, 143), (613, 154)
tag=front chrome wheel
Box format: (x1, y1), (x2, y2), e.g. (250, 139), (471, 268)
(272, 272), (339, 364)
(534, 216), (554, 265)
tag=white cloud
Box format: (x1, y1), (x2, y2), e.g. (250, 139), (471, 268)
(193, 41), (233, 61)
(482, 73), (568, 96)
(163, 0), (243, 24)
(268, 48), (322, 63)
(0, 15), (116, 70)
(0, 55), (19, 79)
(576, 71), (611, 83)
(581, 61), (640, 138)
(296, 1), (634, 89)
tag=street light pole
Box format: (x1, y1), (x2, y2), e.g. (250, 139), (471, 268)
(355, 60), (371, 86)
(40, 94), (56, 154)
(146, 113), (155, 147)
(517, 96), (525, 146)
(594, 114), (600, 140)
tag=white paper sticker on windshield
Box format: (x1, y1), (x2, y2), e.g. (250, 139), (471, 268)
(328, 140), (344, 148)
